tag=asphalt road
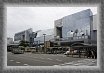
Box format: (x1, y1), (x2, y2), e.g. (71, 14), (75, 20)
(7, 52), (84, 66)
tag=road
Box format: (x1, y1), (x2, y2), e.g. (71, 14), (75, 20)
(7, 52), (97, 66)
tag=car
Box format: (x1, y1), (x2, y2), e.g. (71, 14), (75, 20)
(64, 51), (70, 55)
(64, 50), (78, 55)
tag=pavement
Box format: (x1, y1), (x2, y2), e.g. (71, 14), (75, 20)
(7, 52), (97, 66)
(54, 59), (97, 66)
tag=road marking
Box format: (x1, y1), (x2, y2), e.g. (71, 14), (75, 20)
(23, 64), (29, 66)
(56, 59), (62, 61)
(53, 65), (60, 66)
(10, 60), (14, 61)
(16, 62), (21, 63)
(55, 59), (97, 66)
(47, 58), (52, 60)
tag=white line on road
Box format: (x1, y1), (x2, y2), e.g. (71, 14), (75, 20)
(16, 62), (21, 63)
(47, 58), (52, 60)
(23, 64), (29, 66)
(10, 60), (14, 61)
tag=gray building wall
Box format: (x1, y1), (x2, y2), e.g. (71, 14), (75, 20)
(90, 15), (97, 44)
(14, 28), (33, 42)
(93, 15), (97, 30)
(54, 19), (63, 38)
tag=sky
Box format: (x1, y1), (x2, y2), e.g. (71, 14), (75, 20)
(7, 7), (97, 38)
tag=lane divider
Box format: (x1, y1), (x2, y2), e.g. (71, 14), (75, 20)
(16, 62), (21, 63)
(47, 58), (52, 60)
(9, 59), (29, 66)
(23, 64), (29, 66)
(10, 60), (14, 61)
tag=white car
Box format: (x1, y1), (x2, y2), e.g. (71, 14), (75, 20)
(64, 51), (70, 55)
(64, 50), (78, 55)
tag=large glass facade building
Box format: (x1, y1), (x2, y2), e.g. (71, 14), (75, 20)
(54, 9), (97, 44)
(55, 9), (92, 38)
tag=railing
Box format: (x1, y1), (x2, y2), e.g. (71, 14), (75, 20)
(49, 35), (89, 42)
(60, 35), (89, 41)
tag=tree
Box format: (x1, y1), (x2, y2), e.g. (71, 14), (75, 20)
(19, 40), (29, 47)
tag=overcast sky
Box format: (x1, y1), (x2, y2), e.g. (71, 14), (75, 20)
(7, 7), (97, 38)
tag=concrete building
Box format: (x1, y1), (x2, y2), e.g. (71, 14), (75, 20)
(14, 28), (32, 42)
(54, 9), (97, 45)
(14, 28), (37, 46)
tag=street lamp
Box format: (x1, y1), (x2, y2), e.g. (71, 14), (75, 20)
(43, 34), (46, 53)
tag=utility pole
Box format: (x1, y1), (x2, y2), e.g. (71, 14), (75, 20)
(43, 34), (46, 54)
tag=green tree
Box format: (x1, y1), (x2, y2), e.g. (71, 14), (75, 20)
(19, 40), (29, 47)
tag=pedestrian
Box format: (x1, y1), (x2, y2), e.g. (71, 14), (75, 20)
(87, 50), (92, 58)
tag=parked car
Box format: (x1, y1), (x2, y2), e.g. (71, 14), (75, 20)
(64, 51), (70, 55)
(64, 50), (78, 55)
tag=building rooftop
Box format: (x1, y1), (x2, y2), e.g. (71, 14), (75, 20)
(15, 28), (33, 35)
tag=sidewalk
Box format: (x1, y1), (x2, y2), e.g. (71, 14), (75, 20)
(54, 59), (97, 66)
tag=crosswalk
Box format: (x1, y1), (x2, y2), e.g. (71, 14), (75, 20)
(54, 59), (97, 66)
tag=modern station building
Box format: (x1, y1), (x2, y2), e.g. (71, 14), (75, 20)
(7, 9), (97, 55)
(12, 9), (97, 47)
(54, 9), (97, 46)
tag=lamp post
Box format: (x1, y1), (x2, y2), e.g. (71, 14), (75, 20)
(43, 34), (46, 53)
